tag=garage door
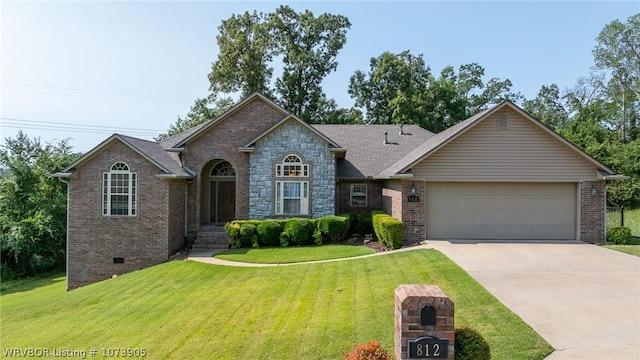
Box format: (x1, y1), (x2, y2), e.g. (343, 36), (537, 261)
(426, 182), (576, 240)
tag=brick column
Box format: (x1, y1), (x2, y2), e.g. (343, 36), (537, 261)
(395, 285), (454, 360)
(580, 181), (605, 243)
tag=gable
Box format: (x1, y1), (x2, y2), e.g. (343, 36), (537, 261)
(410, 106), (603, 181)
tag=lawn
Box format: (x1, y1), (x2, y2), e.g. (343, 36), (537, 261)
(1, 249), (552, 359)
(214, 244), (376, 263)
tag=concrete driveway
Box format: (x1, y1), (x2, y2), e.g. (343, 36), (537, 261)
(427, 241), (640, 360)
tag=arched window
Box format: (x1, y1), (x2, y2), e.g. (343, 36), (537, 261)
(275, 154), (308, 177)
(210, 161), (235, 177)
(275, 154), (309, 215)
(102, 162), (136, 216)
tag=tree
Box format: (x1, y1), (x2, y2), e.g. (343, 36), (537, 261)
(208, 10), (276, 97)
(156, 95), (234, 141)
(593, 14), (640, 141)
(0, 131), (80, 278)
(523, 84), (569, 130)
(349, 54), (521, 132)
(271, 5), (351, 123)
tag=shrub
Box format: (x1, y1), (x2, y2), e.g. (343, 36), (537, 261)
(240, 223), (258, 248)
(281, 218), (315, 246)
(343, 340), (390, 360)
(371, 210), (403, 249)
(607, 226), (633, 245)
(316, 215), (349, 244)
(455, 326), (491, 360)
(256, 221), (282, 247)
(353, 212), (373, 235)
(224, 222), (242, 249)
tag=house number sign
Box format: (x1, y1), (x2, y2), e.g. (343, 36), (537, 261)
(407, 336), (448, 359)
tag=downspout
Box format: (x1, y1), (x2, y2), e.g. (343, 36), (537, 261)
(57, 177), (70, 291)
(184, 179), (194, 242)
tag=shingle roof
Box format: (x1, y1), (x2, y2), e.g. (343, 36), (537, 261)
(117, 134), (193, 177)
(312, 124), (434, 178)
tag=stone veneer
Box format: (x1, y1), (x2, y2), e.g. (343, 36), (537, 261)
(249, 119), (335, 218)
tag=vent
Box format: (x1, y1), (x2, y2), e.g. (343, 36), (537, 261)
(498, 113), (509, 129)
(383, 131), (389, 145)
(113, 257), (124, 264)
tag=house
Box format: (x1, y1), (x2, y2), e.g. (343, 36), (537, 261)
(54, 93), (621, 290)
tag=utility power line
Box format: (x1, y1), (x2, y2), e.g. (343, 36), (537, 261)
(0, 117), (163, 137)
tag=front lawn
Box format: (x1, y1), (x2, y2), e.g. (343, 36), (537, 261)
(1, 249), (552, 359)
(214, 244), (376, 263)
(603, 244), (640, 256)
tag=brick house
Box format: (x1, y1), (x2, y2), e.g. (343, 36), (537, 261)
(55, 93), (621, 290)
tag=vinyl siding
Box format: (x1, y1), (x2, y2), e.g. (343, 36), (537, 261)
(411, 108), (599, 181)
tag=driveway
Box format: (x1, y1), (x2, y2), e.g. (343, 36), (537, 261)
(427, 241), (640, 360)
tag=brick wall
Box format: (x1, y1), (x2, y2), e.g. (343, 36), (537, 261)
(580, 181), (605, 243)
(167, 179), (186, 255)
(67, 141), (171, 290)
(182, 97), (286, 231)
(336, 180), (382, 214)
(382, 180), (426, 244)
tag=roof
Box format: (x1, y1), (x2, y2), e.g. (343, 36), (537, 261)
(241, 115), (343, 152)
(167, 93), (289, 149)
(376, 101), (618, 179)
(56, 134), (193, 178)
(313, 124), (434, 178)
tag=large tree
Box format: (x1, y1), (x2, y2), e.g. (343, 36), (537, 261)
(593, 14), (640, 141)
(349, 53), (521, 132)
(523, 84), (569, 130)
(0, 131), (80, 278)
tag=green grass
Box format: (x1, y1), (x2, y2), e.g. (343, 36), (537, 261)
(214, 245), (376, 263)
(1, 250), (552, 359)
(603, 243), (640, 256)
(607, 208), (640, 236)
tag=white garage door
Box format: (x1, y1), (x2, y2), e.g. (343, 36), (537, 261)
(426, 182), (577, 240)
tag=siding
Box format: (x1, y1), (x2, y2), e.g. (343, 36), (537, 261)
(411, 108), (599, 181)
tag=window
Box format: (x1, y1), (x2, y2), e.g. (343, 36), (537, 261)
(276, 154), (308, 177)
(350, 184), (367, 207)
(103, 162), (136, 216)
(275, 181), (309, 215)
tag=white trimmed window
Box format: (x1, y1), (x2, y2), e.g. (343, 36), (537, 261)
(102, 162), (136, 216)
(350, 184), (368, 207)
(276, 154), (308, 177)
(275, 181), (309, 215)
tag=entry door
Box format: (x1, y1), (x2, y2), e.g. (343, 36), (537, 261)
(210, 181), (235, 223)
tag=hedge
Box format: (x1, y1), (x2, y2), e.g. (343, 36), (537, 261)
(371, 210), (403, 249)
(224, 215), (351, 248)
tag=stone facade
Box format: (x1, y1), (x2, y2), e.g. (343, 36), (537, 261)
(249, 119), (335, 219)
(580, 181), (606, 243)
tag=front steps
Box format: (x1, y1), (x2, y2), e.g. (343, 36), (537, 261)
(193, 225), (229, 249)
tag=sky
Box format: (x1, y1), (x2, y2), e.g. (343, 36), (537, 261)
(1, 1), (639, 153)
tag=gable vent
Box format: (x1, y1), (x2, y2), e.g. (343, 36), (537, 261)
(498, 113), (509, 129)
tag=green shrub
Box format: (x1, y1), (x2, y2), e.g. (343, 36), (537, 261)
(313, 229), (324, 246)
(343, 340), (390, 360)
(240, 223), (258, 248)
(224, 222), (242, 249)
(281, 218), (315, 246)
(256, 221), (282, 247)
(316, 215), (348, 243)
(607, 226), (633, 245)
(371, 210), (403, 249)
(455, 326), (491, 360)
(352, 212), (373, 235)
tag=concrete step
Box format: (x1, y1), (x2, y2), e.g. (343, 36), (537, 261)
(193, 227), (229, 249)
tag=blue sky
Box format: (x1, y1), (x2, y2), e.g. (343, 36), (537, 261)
(1, 1), (638, 152)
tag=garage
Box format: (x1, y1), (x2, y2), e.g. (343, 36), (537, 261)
(425, 182), (577, 240)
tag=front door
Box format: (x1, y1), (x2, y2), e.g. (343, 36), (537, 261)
(210, 181), (235, 223)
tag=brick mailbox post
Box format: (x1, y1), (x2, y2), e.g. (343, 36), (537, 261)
(395, 285), (455, 360)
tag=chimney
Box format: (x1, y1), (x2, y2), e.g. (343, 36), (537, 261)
(383, 131), (389, 145)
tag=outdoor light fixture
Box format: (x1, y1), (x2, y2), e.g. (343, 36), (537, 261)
(591, 185), (597, 195)
(411, 183), (417, 194)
